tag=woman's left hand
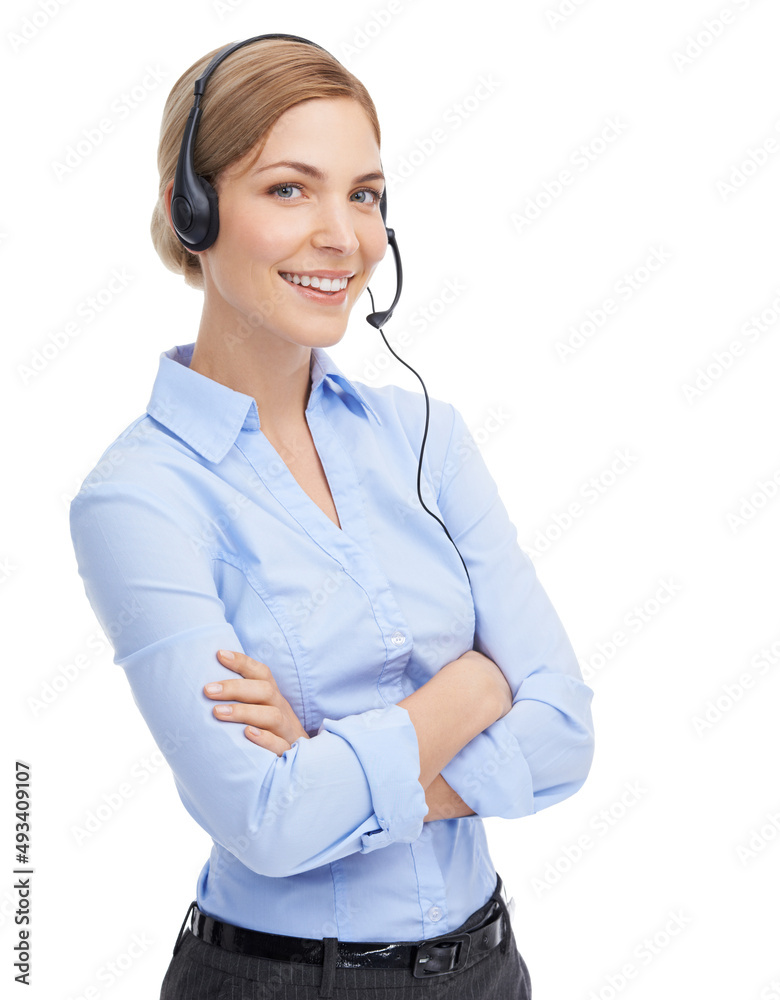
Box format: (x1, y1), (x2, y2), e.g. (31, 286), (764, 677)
(204, 649), (310, 756)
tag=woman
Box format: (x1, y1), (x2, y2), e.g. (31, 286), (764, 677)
(69, 33), (595, 999)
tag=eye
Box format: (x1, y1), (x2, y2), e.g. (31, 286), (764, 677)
(268, 182), (303, 200)
(351, 187), (383, 205)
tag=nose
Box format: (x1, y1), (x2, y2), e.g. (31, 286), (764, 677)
(310, 196), (360, 257)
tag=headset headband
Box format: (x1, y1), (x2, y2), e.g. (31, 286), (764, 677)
(193, 33), (328, 97)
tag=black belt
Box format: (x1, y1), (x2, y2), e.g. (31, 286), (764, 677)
(181, 896), (508, 978)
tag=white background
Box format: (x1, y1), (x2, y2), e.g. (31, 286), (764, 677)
(5, 0), (780, 997)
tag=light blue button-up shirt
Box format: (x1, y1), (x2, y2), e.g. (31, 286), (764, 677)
(69, 342), (595, 943)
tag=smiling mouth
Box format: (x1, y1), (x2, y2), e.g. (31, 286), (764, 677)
(279, 272), (352, 293)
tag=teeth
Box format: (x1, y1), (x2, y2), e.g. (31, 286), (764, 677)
(281, 273), (350, 292)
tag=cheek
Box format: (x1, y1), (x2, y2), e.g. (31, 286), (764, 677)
(363, 223), (390, 269)
(216, 201), (299, 271)
(229, 222), (288, 268)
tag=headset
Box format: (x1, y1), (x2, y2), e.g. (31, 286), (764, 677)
(170, 32), (470, 586)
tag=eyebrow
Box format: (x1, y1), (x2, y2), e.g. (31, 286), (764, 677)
(253, 160), (385, 185)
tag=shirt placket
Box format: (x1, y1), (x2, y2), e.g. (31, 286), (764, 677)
(308, 388), (450, 937)
(235, 384), (450, 935)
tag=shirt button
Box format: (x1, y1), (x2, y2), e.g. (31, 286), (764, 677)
(390, 630), (406, 646)
(428, 906), (443, 922)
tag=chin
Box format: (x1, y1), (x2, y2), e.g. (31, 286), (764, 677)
(315, 325), (350, 350)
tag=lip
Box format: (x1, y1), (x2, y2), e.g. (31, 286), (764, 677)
(278, 271), (351, 305)
(280, 270), (355, 279)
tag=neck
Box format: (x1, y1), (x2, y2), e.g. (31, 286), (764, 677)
(189, 306), (314, 437)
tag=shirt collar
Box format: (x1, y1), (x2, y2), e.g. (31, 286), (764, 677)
(309, 345), (382, 428)
(146, 343), (381, 464)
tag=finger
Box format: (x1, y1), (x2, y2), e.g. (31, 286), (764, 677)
(244, 726), (292, 757)
(204, 678), (274, 704)
(217, 649), (271, 680)
(212, 703), (284, 731)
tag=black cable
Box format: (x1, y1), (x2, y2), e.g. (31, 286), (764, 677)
(366, 287), (471, 587)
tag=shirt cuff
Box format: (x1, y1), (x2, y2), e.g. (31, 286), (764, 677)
(318, 704), (427, 853)
(440, 716), (535, 818)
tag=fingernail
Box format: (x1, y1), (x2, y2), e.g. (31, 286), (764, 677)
(215, 705), (232, 715)
(218, 650), (234, 661)
(205, 683), (222, 694)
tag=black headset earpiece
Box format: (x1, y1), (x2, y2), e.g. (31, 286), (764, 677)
(169, 106), (220, 251)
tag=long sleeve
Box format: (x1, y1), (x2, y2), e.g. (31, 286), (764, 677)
(69, 480), (427, 877)
(436, 405), (595, 819)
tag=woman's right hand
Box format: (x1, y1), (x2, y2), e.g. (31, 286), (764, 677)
(204, 649), (310, 755)
(454, 649), (514, 720)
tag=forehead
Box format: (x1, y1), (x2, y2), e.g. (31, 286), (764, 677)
(221, 97), (381, 186)
(260, 98), (379, 163)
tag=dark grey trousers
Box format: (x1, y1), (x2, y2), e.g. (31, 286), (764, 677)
(159, 873), (532, 999)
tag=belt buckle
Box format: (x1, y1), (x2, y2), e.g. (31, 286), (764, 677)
(412, 932), (471, 978)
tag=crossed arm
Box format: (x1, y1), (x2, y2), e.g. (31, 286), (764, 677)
(70, 400), (594, 872)
(203, 646), (513, 822)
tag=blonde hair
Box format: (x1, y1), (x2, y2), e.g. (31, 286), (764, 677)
(150, 38), (381, 289)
